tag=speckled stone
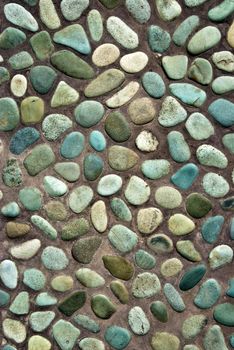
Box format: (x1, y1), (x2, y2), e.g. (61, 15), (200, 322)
(128, 97), (156, 124)
(196, 144), (228, 169)
(110, 197), (132, 222)
(51, 275), (73, 292)
(53, 320), (80, 349)
(141, 159), (171, 180)
(142, 72), (166, 98)
(194, 278), (221, 309)
(203, 325), (228, 350)
(3, 318), (26, 344)
(91, 294), (117, 319)
(87, 9), (103, 42)
(125, 176), (150, 205)
(69, 186), (93, 213)
(125, 0), (151, 23)
(10, 291), (29, 315)
(73, 314), (100, 333)
(151, 332), (180, 350)
(137, 207), (163, 234)
(185, 193), (212, 218)
(132, 272), (161, 298)
(106, 16), (139, 49)
(158, 96), (187, 127)
(167, 131), (191, 163)
(148, 25), (171, 53)
(108, 224), (138, 253)
(23, 268), (46, 291)
(161, 258), (183, 277)
(29, 311), (55, 332)
(176, 240), (202, 262)
(104, 326), (131, 350)
(61, 218), (89, 240)
(105, 111), (131, 142)
(108, 145), (139, 171)
(0, 27), (26, 49)
(155, 186), (182, 209)
(182, 315), (207, 339)
(39, 0), (60, 29)
(41, 246), (69, 270)
(24, 144), (55, 176)
(42, 114), (72, 141)
(128, 306), (150, 335)
(185, 113), (214, 140)
(72, 236), (102, 264)
(173, 15), (200, 46)
(4, 3), (38, 32)
(60, 0), (89, 21)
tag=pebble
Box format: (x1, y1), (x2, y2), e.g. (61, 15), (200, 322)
(87, 9), (103, 42)
(230, 219), (234, 239)
(137, 207), (163, 234)
(110, 197), (132, 222)
(84, 154), (104, 181)
(161, 258), (183, 277)
(169, 83), (206, 107)
(128, 306), (150, 335)
(51, 81), (79, 108)
(128, 97), (156, 124)
(223, 133), (234, 153)
(0, 27), (26, 49)
(54, 162), (80, 182)
(185, 192), (212, 218)
(136, 130), (158, 152)
(120, 52), (148, 73)
(185, 113), (214, 140)
(41, 246), (69, 270)
(0, 260), (18, 289)
(142, 72), (166, 98)
(173, 15), (200, 46)
(202, 216), (224, 243)
(141, 159), (170, 180)
(176, 240), (202, 262)
(163, 283), (185, 312)
(155, 186), (182, 209)
(102, 255), (134, 280)
(0, 67), (10, 85)
(60, 131), (85, 159)
(179, 264), (206, 291)
(135, 249), (156, 270)
(23, 268), (46, 291)
(92, 43), (120, 67)
(85, 69), (125, 97)
(214, 303), (234, 326)
(151, 332), (180, 350)
(194, 278), (221, 309)
(75, 100), (105, 127)
(39, 0), (61, 29)
(10, 239), (41, 260)
(182, 315), (207, 339)
(158, 96), (187, 127)
(10, 127), (40, 155)
(106, 16), (139, 49)
(162, 55), (188, 79)
(9, 291), (29, 315)
(72, 236), (102, 263)
(54, 24), (91, 55)
(69, 186), (93, 213)
(9, 51), (34, 70)
(91, 200), (107, 232)
(73, 314), (100, 333)
(79, 338), (105, 350)
(188, 58), (213, 85)
(196, 144), (228, 169)
(43, 175), (68, 197)
(58, 291), (86, 316)
(209, 0), (234, 21)
(106, 81), (139, 108)
(167, 131), (191, 163)
(30, 31), (54, 61)
(220, 196), (234, 210)
(0, 290), (10, 306)
(19, 187), (42, 211)
(29, 311), (55, 332)
(203, 325), (228, 350)
(45, 201), (67, 221)
(51, 275), (73, 292)
(61, 218), (89, 240)
(3, 319), (26, 344)
(147, 233), (173, 254)
(30, 65), (57, 94)
(28, 336), (51, 350)
(53, 320), (80, 349)
(212, 51), (234, 72)
(35, 292), (57, 307)
(212, 76), (234, 94)
(148, 25), (171, 53)
(125, 176), (150, 205)
(42, 114), (72, 141)
(0, 98), (19, 131)
(227, 21), (234, 48)
(132, 272), (161, 298)
(227, 278), (234, 297)
(76, 268), (105, 288)
(108, 224), (138, 253)
(110, 281), (129, 304)
(2, 158), (22, 187)
(188, 26), (221, 54)
(89, 130), (106, 152)
(171, 163), (199, 190)
(125, 0), (151, 23)
(1, 202), (20, 218)
(97, 174), (122, 196)
(61, 0), (89, 21)
(155, 0), (181, 21)
(209, 245), (233, 269)
(4, 3), (38, 32)
(10, 75), (27, 97)
(91, 294), (116, 319)
(21, 96), (45, 125)
(209, 98), (234, 127)
(108, 145), (139, 171)
(150, 301), (168, 323)
(51, 50), (94, 79)
(104, 326), (131, 350)
(168, 214), (195, 236)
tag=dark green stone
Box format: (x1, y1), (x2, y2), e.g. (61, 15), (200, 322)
(2, 159), (22, 187)
(72, 236), (102, 263)
(213, 303), (234, 326)
(0, 27), (26, 49)
(102, 255), (134, 280)
(186, 193), (212, 218)
(0, 289), (10, 306)
(91, 294), (116, 319)
(150, 301), (168, 323)
(0, 67), (10, 85)
(30, 31), (54, 60)
(179, 264), (207, 291)
(83, 154), (103, 181)
(105, 111), (131, 142)
(98, 0), (121, 8)
(29, 65), (57, 94)
(58, 291), (86, 316)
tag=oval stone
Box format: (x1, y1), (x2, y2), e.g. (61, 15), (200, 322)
(108, 145), (139, 171)
(102, 255), (134, 280)
(214, 303), (234, 326)
(196, 144), (228, 168)
(168, 214), (195, 236)
(208, 98), (234, 127)
(75, 100), (104, 128)
(173, 15), (200, 46)
(169, 83), (206, 107)
(125, 176), (150, 205)
(194, 278), (221, 309)
(142, 72), (166, 99)
(212, 51), (234, 72)
(141, 159), (170, 180)
(76, 268), (105, 288)
(171, 163), (199, 190)
(209, 245), (233, 269)
(84, 154), (103, 181)
(41, 246), (69, 270)
(105, 111), (131, 142)
(161, 258), (183, 277)
(128, 97), (156, 124)
(9, 127), (40, 155)
(155, 186), (182, 209)
(147, 233), (173, 254)
(179, 264), (207, 291)
(97, 174), (122, 196)
(202, 216), (224, 243)
(128, 306), (150, 335)
(110, 198), (132, 222)
(148, 25), (171, 53)
(108, 224), (138, 253)
(0, 98), (19, 131)
(29, 66), (57, 94)
(104, 326), (131, 350)
(188, 58), (213, 85)
(92, 44), (120, 67)
(43, 176), (68, 197)
(91, 294), (116, 319)
(106, 16), (139, 49)
(150, 301), (168, 323)
(0, 260), (18, 289)
(125, 0), (151, 23)
(11, 74), (27, 97)
(185, 113), (214, 140)
(4, 3), (38, 32)
(212, 76), (234, 94)
(135, 249), (156, 270)
(89, 130), (106, 152)
(132, 272), (161, 298)
(158, 96), (187, 127)
(87, 9), (103, 42)
(167, 131), (191, 163)
(60, 132), (85, 159)
(187, 26), (221, 54)
(120, 52), (148, 73)
(163, 283), (185, 312)
(185, 193), (212, 218)
(137, 207), (163, 234)
(69, 186), (93, 213)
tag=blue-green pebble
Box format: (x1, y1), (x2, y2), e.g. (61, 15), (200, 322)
(104, 325), (131, 350)
(23, 268), (46, 291)
(208, 98), (234, 127)
(171, 163), (199, 190)
(60, 131), (85, 159)
(227, 278), (234, 297)
(75, 100), (104, 128)
(167, 131), (191, 163)
(1, 202), (20, 217)
(164, 283), (185, 312)
(179, 264), (206, 291)
(89, 130), (106, 152)
(194, 278), (221, 309)
(0, 289), (10, 306)
(201, 216), (224, 244)
(173, 15), (200, 46)
(142, 72), (165, 98)
(83, 154), (104, 181)
(148, 25), (171, 53)
(169, 83), (206, 107)
(141, 159), (170, 180)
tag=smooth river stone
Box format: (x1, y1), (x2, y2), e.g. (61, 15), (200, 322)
(69, 186), (93, 213)
(188, 26), (221, 54)
(36, 292), (57, 307)
(185, 193), (212, 218)
(208, 0), (234, 22)
(76, 268), (105, 288)
(203, 325), (228, 350)
(8, 51), (33, 70)
(135, 130), (158, 152)
(162, 55), (188, 79)
(89, 130), (106, 152)
(163, 283), (185, 312)
(128, 97), (156, 124)
(106, 81), (139, 108)
(91, 200), (107, 232)
(39, 0), (60, 30)
(172, 15), (200, 46)
(92, 44), (120, 67)
(110, 198), (132, 222)
(137, 207), (163, 234)
(155, 0), (181, 21)
(21, 96), (44, 124)
(147, 233), (173, 254)
(208, 98), (234, 127)
(182, 315), (207, 340)
(158, 96), (187, 127)
(9, 127), (40, 155)
(4, 3), (38, 32)
(169, 83), (206, 107)
(103, 255), (134, 280)
(75, 100), (104, 128)
(91, 294), (116, 319)
(0, 27), (26, 49)
(10, 291), (29, 315)
(0, 260), (18, 289)
(227, 21), (234, 48)
(29, 311), (55, 332)
(128, 306), (150, 335)
(227, 278), (234, 297)
(179, 264), (206, 291)
(209, 245), (233, 269)
(125, 0), (151, 23)
(141, 159), (170, 180)
(171, 163), (199, 190)
(223, 134), (234, 154)
(150, 301), (168, 322)
(214, 303), (234, 326)
(151, 332), (180, 350)
(54, 162), (80, 182)
(6, 222), (30, 239)
(212, 76), (234, 94)
(120, 52), (148, 73)
(168, 214), (195, 235)
(60, 132), (84, 159)
(53, 320), (80, 349)
(132, 272), (161, 298)
(202, 216), (224, 243)
(188, 58), (213, 85)
(73, 314), (100, 333)
(135, 249), (156, 270)
(60, 0), (89, 21)
(97, 174), (122, 196)
(41, 246), (69, 270)
(106, 16), (139, 49)
(161, 258), (183, 277)
(196, 144), (228, 168)
(30, 66), (57, 94)
(1, 202), (20, 218)
(185, 113), (214, 140)
(23, 268), (46, 291)
(42, 114), (72, 141)
(72, 236), (102, 264)
(155, 186), (182, 209)
(108, 224), (138, 253)
(3, 319), (26, 344)
(10, 74), (27, 97)
(87, 9), (103, 42)
(79, 338), (105, 350)
(142, 72), (166, 98)
(108, 145), (139, 171)
(110, 281), (129, 304)
(43, 176), (68, 197)
(84, 69), (125, 97)
(30, 31), (55, 61)
(51, 275), (73, 292)
(194, 278), (221, 309)
(84, 154), (103, 181)
(148, 25), (171, 53)
(212, 51), (234, 72)
(51, 81), (79, 108)
(10, 239), (41, 260)
(125, 176), (150, 205)
(167, 131), (191, 163)
(104, 326), (131, 350)
(0, 97), (19, 131)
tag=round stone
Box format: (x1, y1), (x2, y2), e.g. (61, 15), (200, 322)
(102, 255), (134, 280)
(125, 176), (150, 205)
(89, 130), (106, 152)
(10, 74), (27, 97)
(120, 51), (148, 73)
(105, 111), (131, 142)
(185, 113), (214, 140)
(51, 275), (73, 292)
(125, 0), (151, 23)
(29, 66), (57, 94)
(108, 224), (138, 253)
(28, 335), (51, 350)
(75, 100), (104, 128)
(142, 71), (166, 99)
(209, 245), (233, 269)
(223, 133), (234, 154)
(9, 127), (40, 155)
(163, 283), (185, 312)
(23, 268), (46, 291)
(104, 326), (131, 350)
(171, 163), (199, 190)
(182, 315), (207, 339)
(97, 174), (122, 196)
(3, 319), (26, 344)
(19, 187), (42, 211)
(128, 97), (156, 125)
(0, 260), (18, 289)
(43, 176), (67, 197)
(155, 186), (182, 209)
(148, 25), (171, 53)
(21, 96), (44, 124)
(202, 172), (229, 198)
(161, 258), (183, 277)
(60, 131), (85, 159)
(208, 98), (234, 127)
(196, 144), (228, 169)
(168, 214), (195, 236)
(108, 145), (139, 171)
(185, 193), (212, 218)
(155, 0), (181, 21)
(162, 55), (188, 80)
(4, 3), (38, 32)
(69, 186), (93, 213)
(45, 201), (67, 221)
(137, 207), (163, 234)
(212, 51), (234, 72)
(167, 131), (191, 163)
(214, 303), (234, 326)
(128, 306), (150, 335)
(41, 246), (69, 270)
(194, 278), (221, 309)
(0, 98), (19, 131)
(79, 338), (105, 350)
(147, 233), (173, 254)
(135, 130), (158, 152)
(92, 44), (120, 67)
(132, 272), (161, 298)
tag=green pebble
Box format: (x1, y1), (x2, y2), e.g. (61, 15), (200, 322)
(110, 280), (129, 304)
(0, 67), (10, 85)
(75, 100), (104, 128)
(19, 187), (42, 211)
(179, 264), (207, 291)
(41, 246), (69, 270)
(60, 131), (85, 159)
(104, 325), (131, 350)
(141, 159), (170, 179)
(79, 338), (105, 350)
(202, 216), (224, 243)
(135, 249), (156, 270)
(185, 193), (212, 218)
(29, 311), (55, 332)
(163, 283), (185, 312)
(132, 272), (161, 298)
(53, 320), (80, 350)
(54, 162), (80, 182)
(203, 325), (228, 350)
(151, 332), (180, 350)
(212, 51), (234, 72)
(69, 185), (93, 213)
(176, 240), (202, 262)
(73, 314), (100, 333)
(30, 65), (57, 94)
(223, 133), (234, 153)
(103, 255), (134, 280)
(9, 291), (29, 315)
(162, 55), (188, 80)
(23, 268), (46, 291)
(148, 25), (171, 53)
(187, 26), (221, 54)
(76, 268), (105, 288)
(0, 97), (19, 131)
(142, 71), (165, 98)
(209, 244), (233, 269)
(169, 83), (207, 107)
(125, 0), (151, 24)
(20, 96), (45, 125)
(0, 290), (10, 306)
(51, 81), (79, 108)
(110, 198), (132, 222)
(150, 301), (168, 323)
(72, 236), (102, 263)
(147, 233), (173, 254)
(214, 303), (234, 326)
(61, 217), (89, 240)
(4, 3), (39, 32)
(0, 27), (26, 49)
(35, 292), (57, 306)
(24, 144), (55, 176)
(1, 202), (20, 218)
(212, 76), (234, 94)
(105, 111), (131, 142)
(188, 58), (213, 85)
(45, 201), (67, 221)
(194, 278), (221, 309)
(108, 224), (138, 253)
(87, 9), (103, 42)
(9, 51), (33, 70)
(30, 31), (54, 60)
(43, 175), (68, 197)
(167, 131), (191, 163)
(108, 145), (138, 171)
(208, 0), (234, 22)
(2, 159), (22, 187)
(185, 112), (214, 140)
(83, 154), (103, 181)
(173, 15), (200, 46)
(58, 291), (86, 316)
(227, 278), (234, 297)
(31, 215), (57, 240)
(106, 16), (138, 49)
(91, 294), (117, 319)
(60, 0), (89, 21)
(182, 315), (207, 339)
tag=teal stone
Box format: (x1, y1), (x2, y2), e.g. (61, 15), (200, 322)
(212, 76), (234, 94)
(226, 278), (234, 297)
(43, 175), (68, 197)
(0, 260), (18, 289)
(23, 268), (46, 291)
(104, 325), (131, 350)
(203, 325), (228, 350)
(89, 130), (106, 152)
(202, 216), (224, 243)
(9, 127), (40, 155)
(194, 278), (221, 309)
(167, 131), (191, 163)
(53, 24), (91, 55)
(230, 334), (234, 348)
(125, 0), (151, 24)
(0, 290), (10, 306)
(230, 218), (234, 239)
(187, 26), (221, 54)
(223, 133), (234, 154)
(0, 67), (10, 85)
(32, 215), (56, 239)
(0, 27), (26, 49)
(53, 320), (80, 350)
(148, 25), (171, 53)
(142, 72), (165, 98)
(0, 97), (19, 131)
(209, 99), (234, 127)
(179, 264), (206, 291)
(41, 246), (69, 270)
(2, 159), (22, 187)
(29, 65), (57, 94)
(29, 311), (55, 332)
(220, 196), (234, 210)
(110, 197), (132, 222)
(150, 301), (168, 323)
(169, 83), (207, 107)
(135, 249), (156, 270)
(87, 9), (103, 42)
(173, 15), (200, 46)
(105, 111), (131, 142)
(208, 0), (234, 22)
(108, 224), (138, 253)
(1, 202), (20, 218)
(9, 291), (29, 315)
(3, 346), (17, 350)
(19, 187), (42, 211)
(60, 132), (85, 159)
(35, 292), (57, 306)
(75, 101), (105, 128)
(170, 163), (199, 190)
(185, 112), (214, 140)
(214, 303), (234, 326)
(83, 154), (104, 181)
(141, 159), (170, 180)
(30, 31), (54, 61)
(4, 3), (39, 32)
(162, 55), (188, 80)
(23, 0), (38, 5)
(60, 0), (89, 21)
(163, 283), (185, 312)
(8, 51), (33, 70)
(73, 314), (100, 333)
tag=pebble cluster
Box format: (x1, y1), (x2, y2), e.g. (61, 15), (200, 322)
(0, 0), (234, 349)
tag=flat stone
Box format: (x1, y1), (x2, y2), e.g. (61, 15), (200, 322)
(30, 31), (54, 61)
(194, 278), (221, 309)
(51, 81), (79, 108)
(10, 239), (41, 260)
(19, 187), (42, 211)
(155, 0), (181, 21)
(36, 292), (57, 307)
(0, 260), (18, 289)
(110, 197), (132, 222)
(87, 9), (103, 42)
(3, 319), (26, 344)
(128, 306), (150, 335)
(212, 76), (234, 94)
(141, 159), (170, 180)
(106, 16), (138, 49)
(9, 291), (29, 315)
(73, 314), (100, 333)
(108, 224), (138, 253)
(39, 0), (60, 30)
(45, 201), (67, 221)
(125, 0), (151, 23)
(1, 202), (20, 218)
(28, 336), (51, 350)
(0, 27), (26, 49)
(171, 163), (199, 190)
(125, 176), (150, 205)
(128, 97), (156, 124)
(97, 174), (122, 196)
(69, 185), (93, 213)
(223, 133), (234, 153)
(76, 268), (105, 288)
(214, 303), (234, 326)
(155, 186), (182, 209)
(79, 338), (105, 350)
(160, 258), (183, 277)
(173, 15), (200, 46)
(132, 272), (161, 298)
(142, 72), (166, 98)
(110, 281), (129, 304)
(102, 255), (134, 280)
(106, 81), (139, 108)
(4, 3), (38, 32)
(41, 246), (69, 270)
(158, 96), (187, 127)
(10, 127), (39, 155)
(136, 130), (158, 152)
(10, 74), (27, 97)
(2, 158), (22, 187)
(162, 55), (188, 79)
(147, 233), (173, 254)
(120, 52), (148, 73)
(203, 325), (228, 350)
(163, 283), (185, 312)
(104, 326), (131, 350)
(108, 145), (139, 171)
(61, 218), (89, 240)
(212, 51), (234, 72)
(182, 315), (207, 339)
(208, 98), (234, 127)
(60, 131), (85, 159)
(92, 43), (120, 67)
(91, 200), (107, 232)
(44, 176), (68, 197)
(72, 236), (102, 263)
(51, 275), (74, 292)
(89, 131), (106, 152)
(0, 290), (10, 306)
(185, 113), (214, 140)
(167, 131), (191, 162)
(9, 51), (33, 70)
(6, 222), (30, 238)
(137, 207), (163, 234)
(188, 58), (213, 85)
(196, 144), (228, 168)
(151, 332), (180, 350)
(168, 214), (195, 236)
(30, 65), (57, 94)
(209, 245), (233, 269)
(185, 193), (212, 218)
(29, 311), (55, 332)
(209, 0), (234, 21)
(24, 143), (55, 176)
(176, 240), (202, 262)
(91, 294), (116, 319)
(169, 83), (206, 107)
(202, 216), (224, 243)
(53, 320), (80, 350)
(188, 26), (221, 54)
(58, 291), (86, 316)
(75, 100), (104, 128)
(23, 268), (46, 291)
(21, 96), (44, 125)
(60, 0), (89, 21)
(0, 98), (19, 131)
(179, 264), (206, 291)
(42, 114), (72, 141)
(148, 25), (171, 53)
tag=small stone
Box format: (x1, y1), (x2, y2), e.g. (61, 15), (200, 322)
(53, 320), (80, 350)
(79, 338), (105, 350)
(60, 0), (89, 21)
(61, 218), (89, 240)
(209, 0), (234, 22)
(54, 162), (80, 182)
(209, 245), (233, 269)
(220, 196), (234, 210)
(128, 306), (150, 335)
(158, 96), (187, 127)
(10, 239), (41, 260)
(0, 98), (19, 131)
(148, 25), (171, 53)
(203, 325), (228, 350)
(106, 81), (139, 108)
(0, 67), (10, 85)
(105, 111), (131, 142)
(28, 336), (51, 350)
(36, 292), (57, 307)
(161, 258), (183, 277)
(0, 289), (10, 307)
(108, 145), (139, 171)
(142, 72), (166, 98)
(69, 186), (93, 213)
(10, 127), (39, 155)
(179, 264), (206, 291)
(188, 58), (213, 85)
(141, 159), (171, 180)
(173, 15), (200, 46)
(169, 83), (206, 107)
(151, 332), (180, 350)
(208, 98), (234, 127)
(212, 76), (234, 94)
(58, 291), (86, 316)
(176, 240), (202, 262)
(42, 114), (72, 141)
(1, 202), (20, 218)
(30, 65), (57, 95)
(196, 144), (228, 168)
(185, 193), (212, 218)
(171, 163), (199, 190)
(110, 280), (129, 304)
(150, 301), (168, 323)
(125, 175), (150, 205)
(51, 275), (73, 292)
(43, 175), (68, 197)
(10, 74), (27, 97)
(51, 81), (79, 108)
(73, 314), (100, 333)
(214, 303), (234, 326)
(155, 186), (182, 209)
(147, 233), (173, 254)
(9, 51), (33, 70)
(162, 55), (188, 79)
(227, 21), (234, 48)
(39, 0), (60, 29)
(4, 3), (38, 32)
(89, 131), (106, 152)
(3, 319), (26, 344)
(137, 208), (163, 234)
(104, 325), (131, 350)
(128, 97), (156, 124)
(92, 43), (120, 67)
(97, 174), (122, 196)
(45, 201), (68, 221)
(182, 315), (207, 339)
(102, 255), (134, 280)
(106, 16), (138, 49)
(0, 27), (26, 49)
(75, 100), (104, 128)
(223, 133), (234, 153)
(41, 246), (69, 270)
(185, 113), (214, 140)
(21, 96), (44, 125)
(110, 198), (132, 222)
(168, 214), (195, 236)
(108, 224), (138, 253)
(202, 216), (224, 243)
(194, 278), (221, 309)
(2, 159), (22, 187)
(136, 130), (158, 152)
(132, 272), (161, 298)
(164, 283), (185, 312)
(212, 51), (234, 72)
(60, 131), (85, 159)
(91, 200), (107, 232)
(0, 260), (18, 289)
(76, 268), (105, 288)
(19, 187), (42, 211)
(120, 52), (148, 73)
(87, 9), (103, 42)
(31, 214), (57, 240)
(91, 294), (116, 319)
(24, 143), (55, 176)
(23, 268), (46, 291)
(72, 236), (102, 263)
(29, 311), (55, 332)
(125, 0), (151, 23)
(188, 26), (221, 54)
(167, 131), (191, 163)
